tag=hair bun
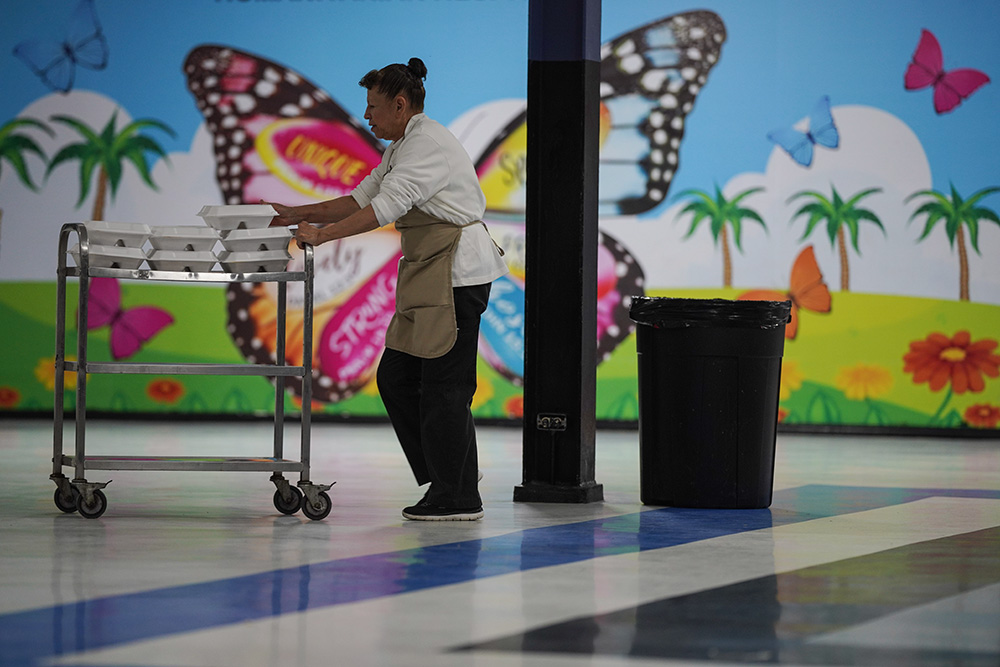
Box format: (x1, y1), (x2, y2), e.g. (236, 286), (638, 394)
(407, 57), (427, 80)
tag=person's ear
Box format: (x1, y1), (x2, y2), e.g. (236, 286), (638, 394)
(395, 95), (407, 114)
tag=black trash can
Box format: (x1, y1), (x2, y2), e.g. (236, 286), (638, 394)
(629, 297), (792, 509)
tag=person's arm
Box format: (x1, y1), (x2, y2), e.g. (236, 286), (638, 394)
(265, 195), (362, 227)
(294, 204), (379, 247)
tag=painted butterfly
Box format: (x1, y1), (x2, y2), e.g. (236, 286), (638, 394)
(12, 0), (108, 94)
(736, 245), (831, 340)
(904, 29), (990, 114)
(767, 96), (839, 167)
(599, 10), (727, 216)
(467, 10), (727, 219)
(183, 10), (725, 401)
(83, 277), (174, 360)
(466, 10), (726, 381)
(185, 45), (395, 403)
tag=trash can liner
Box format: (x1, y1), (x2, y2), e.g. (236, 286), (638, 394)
(629, 296), (791, 330)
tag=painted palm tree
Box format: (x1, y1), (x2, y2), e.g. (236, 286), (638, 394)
(675, 184), (766, 287)
(0, 117), (53, 191)
(46, 111), (174, 220)
(0, 117), (54, 253)
(787, 186), (884, 292)
(905, 184), (1000, 301)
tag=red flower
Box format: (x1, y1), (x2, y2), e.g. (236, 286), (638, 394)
(505, 395), (524, 419)
(964, 404), (1000, 429)
(0, 386), (21, 409)
(903, 331), (999, 394)
(147, 379), (185, 404)
(777, 407), (789, 423)
(290, 394), (326, 412)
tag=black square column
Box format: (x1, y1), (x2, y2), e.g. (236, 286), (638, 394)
(514, 0), (603, 503)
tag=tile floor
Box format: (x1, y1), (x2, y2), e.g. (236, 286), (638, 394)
(0, 418), (998, 666)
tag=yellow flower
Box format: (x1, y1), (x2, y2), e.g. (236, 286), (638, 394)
(360, 375), (380, 397)
(779, 360), (804, 400)
(472, 375), (494, 410)
(835, 363), (893, 400)
(34, 357), (79, 392)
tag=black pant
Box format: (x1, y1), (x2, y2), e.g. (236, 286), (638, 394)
(376, 283), (491, 509)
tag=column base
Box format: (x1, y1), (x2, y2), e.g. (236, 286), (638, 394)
(513, 481), (604, 503)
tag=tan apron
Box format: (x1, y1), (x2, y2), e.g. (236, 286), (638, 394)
(384, 208), (482, 359)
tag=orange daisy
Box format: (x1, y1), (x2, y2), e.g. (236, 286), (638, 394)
(505, 395), (524, 419)
(0, 387), (21, 409)
(903, 331), (999, 394)
(147, 378), (185, 404)
(964, 403), (1000, 429)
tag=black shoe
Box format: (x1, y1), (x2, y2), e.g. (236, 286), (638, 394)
(402, 500), (483, 521)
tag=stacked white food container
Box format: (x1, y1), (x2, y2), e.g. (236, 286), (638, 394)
(67, 205), (293, 273)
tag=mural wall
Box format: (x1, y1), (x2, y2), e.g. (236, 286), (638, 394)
(1, 0), (998, 433)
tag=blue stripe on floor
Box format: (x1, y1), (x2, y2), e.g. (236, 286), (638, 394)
(4, 486), (998, 666)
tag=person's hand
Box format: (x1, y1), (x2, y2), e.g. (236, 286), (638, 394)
(262, 200), (303, 227)
(294, 221), (324, 248)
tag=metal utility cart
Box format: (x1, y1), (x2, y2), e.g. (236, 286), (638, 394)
(52, 222), (333, 520)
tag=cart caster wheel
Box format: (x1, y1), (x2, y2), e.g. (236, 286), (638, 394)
(54, 487), (78, 514)
(77, 489), (108, 519)
(273, 487), (303, 515)
(301, 491), (331, 521)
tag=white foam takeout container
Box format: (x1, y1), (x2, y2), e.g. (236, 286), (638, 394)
(149, 226), (220, 252)
(146, 250), (219, 272)
(197, 204), (277, 231)
(82, 221), (152, 248)
(69, 243), (147, 270)
(218, 250), (292, 273)
(219, 227), (292, 252)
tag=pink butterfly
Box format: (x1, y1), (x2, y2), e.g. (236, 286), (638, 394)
(904, 29), (990, 114)
(185, 45), (393, 404)
(84, 277), (173, 360)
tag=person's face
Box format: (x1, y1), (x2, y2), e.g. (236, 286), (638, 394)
(365, 89), (407, 141)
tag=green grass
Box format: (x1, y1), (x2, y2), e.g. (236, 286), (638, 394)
(2, 282), (998, 431)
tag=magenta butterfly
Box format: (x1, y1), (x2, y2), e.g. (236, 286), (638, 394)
(84, 277), (173, 360)
(182, 11), (725, 402)
(904, 29), (990, 114)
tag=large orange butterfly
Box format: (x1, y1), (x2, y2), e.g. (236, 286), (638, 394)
(737, 245), (831, 339)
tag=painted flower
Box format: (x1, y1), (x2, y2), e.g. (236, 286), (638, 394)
(964, 403), (1000, 429)
(835, 363), (893, 400)
(360, 376), (380, 397)
(779, 359), (804, 400)
(0, 387), (21, 408)
(505, 395), (524, 419)
(290, 393), (326, 412)
(903, 331), (999, 394)
(34, 356), (78, 391)
(777, 407), (789, 423)
(147, 378), (185, 404)
(472, 375), (494, 411)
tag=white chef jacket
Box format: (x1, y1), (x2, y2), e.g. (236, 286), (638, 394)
(351, 113), (508, 287)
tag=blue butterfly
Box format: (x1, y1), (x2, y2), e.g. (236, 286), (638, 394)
(767, 96), (839, 167)
(13, 0), (108, 93)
